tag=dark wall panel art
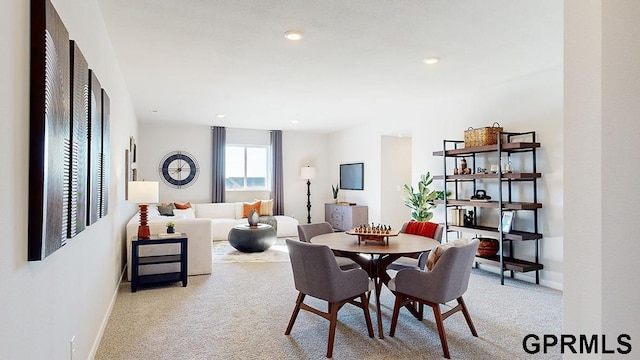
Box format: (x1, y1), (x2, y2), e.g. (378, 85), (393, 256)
(87, 70), (102, 226)
(100, 90), (110, 218)
(28, 0), (71, 260)
(29, 0), (111, 261)
(70, 40), (89, 237)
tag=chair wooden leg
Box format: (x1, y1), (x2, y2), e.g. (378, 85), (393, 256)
(458, 297), (478, 337)
(285, 292), (305, 335)
(327, 302), (339, 358)
(389, 293), (404, 337)
(430, 303), (450, 359)
(360, 294), (374, 338)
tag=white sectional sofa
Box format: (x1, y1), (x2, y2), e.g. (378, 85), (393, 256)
(125, 202), (298, 281)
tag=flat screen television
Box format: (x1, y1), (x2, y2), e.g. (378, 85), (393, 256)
(340, 162), (364, 190)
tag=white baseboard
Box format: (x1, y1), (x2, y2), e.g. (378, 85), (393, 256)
(89, 266), (126, 359)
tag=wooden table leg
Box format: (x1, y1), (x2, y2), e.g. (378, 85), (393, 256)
(374, 275), (384, 339)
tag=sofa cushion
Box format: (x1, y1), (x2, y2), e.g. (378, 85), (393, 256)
(242, 201), (262, 218)
(174, 201), (191, 209)
(174, 208), (196, 219)
(194, 203), (236, 219)
(255, 199), (274, 216)
(427, 239), (468, 271)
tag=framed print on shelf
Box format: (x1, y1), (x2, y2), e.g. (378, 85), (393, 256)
(500, 211), (514, 234)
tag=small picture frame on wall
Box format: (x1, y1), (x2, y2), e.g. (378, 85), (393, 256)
(130, 136), (137, 163)
(500, 211), (514, 234)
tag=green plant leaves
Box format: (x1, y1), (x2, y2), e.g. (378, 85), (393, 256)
(402, 172), (439, 221)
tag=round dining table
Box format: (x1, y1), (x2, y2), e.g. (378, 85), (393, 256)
(311, 231), (440, 338)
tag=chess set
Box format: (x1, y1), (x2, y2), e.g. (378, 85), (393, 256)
(346, 223), (400, 245)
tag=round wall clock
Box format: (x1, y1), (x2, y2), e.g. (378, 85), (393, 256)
(159, 151), (200, 188)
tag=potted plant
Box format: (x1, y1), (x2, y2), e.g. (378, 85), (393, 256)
(332, 184), (339, 203)
(402, 172), (448, 221)
(166, 221), (175, 234)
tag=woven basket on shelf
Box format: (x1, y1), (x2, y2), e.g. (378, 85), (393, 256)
(464, 122), (503, 147)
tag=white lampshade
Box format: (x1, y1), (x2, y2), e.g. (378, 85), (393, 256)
(300, 166), (316, 180)
(128, 181), (159, 204)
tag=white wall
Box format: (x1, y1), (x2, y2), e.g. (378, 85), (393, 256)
(381, 136), (412, 229)
(564, 0), (640, 345)
(137, 123), (213, 203)
(0, 0), (137, 359)
(329, 126), (383, 223)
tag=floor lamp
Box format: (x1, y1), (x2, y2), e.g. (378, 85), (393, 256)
(128, 181), (159, 239)
(300, 166), (316, 224)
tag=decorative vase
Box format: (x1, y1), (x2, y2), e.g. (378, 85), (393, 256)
(167, 227), (175, 234)
(248, 209), (259, 227)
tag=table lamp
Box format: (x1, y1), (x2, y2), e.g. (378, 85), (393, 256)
(300, 166), (316, 224)
(128, 181), (159, 239)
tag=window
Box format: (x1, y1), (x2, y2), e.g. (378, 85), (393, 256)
(225, 145), (269, 190)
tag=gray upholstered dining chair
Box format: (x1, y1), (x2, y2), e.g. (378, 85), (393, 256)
(297, 222), (360, 270)
(388, 238), (480, 359)
(387, 222), (444, 271)
(284, 239), (374, 358)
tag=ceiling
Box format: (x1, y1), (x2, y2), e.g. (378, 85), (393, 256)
(97, 0), (562, 134)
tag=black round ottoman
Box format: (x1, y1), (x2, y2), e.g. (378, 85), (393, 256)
(228, 224), (277, 253)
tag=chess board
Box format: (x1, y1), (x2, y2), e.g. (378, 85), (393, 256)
(345, 228), (400, 245)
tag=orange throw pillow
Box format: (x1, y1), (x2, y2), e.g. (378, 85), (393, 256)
(242, 201), (262, 218)
(174, 202), (191, 209)
(405, 221), (438, 238)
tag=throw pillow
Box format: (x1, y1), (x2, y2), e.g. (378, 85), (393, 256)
(242, 201), (262, 218)
(173, 208), (196, 219)
(157, 203), (176, 216)
(426, 239), (468, 271)
(174, 201), (191, 209)
(405, 221), (438, 238)
(254, 199), (274, 216)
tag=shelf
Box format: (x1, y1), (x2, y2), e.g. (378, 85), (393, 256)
(475, 255), (544, 273)
(432, 142), (541, 156)
(137, 254), (182, 266)
(436, 199), (542, 210)
(448, 224), (543, 241)
(137, 272), (183, 285)
(433, 173), (541, 180)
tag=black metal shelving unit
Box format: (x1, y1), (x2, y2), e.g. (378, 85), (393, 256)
(433, 131), (543, 285)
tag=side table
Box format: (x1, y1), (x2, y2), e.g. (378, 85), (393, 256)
(131, 234), (188, 292)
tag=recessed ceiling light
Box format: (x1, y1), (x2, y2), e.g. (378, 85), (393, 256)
(423, 57), (440, 65)
(216, 114), (226, 118)
(291, 120), (299, 124)
(284, 30), (304, 41)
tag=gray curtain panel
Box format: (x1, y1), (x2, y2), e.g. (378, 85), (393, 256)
(211, 126), (226, 203)
(270, 130), (284, 215)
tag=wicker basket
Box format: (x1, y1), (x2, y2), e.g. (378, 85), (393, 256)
(464, 122), (503, 147)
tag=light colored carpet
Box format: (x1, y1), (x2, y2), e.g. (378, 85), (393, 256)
(96, 257), (562, 359)
(212, 239), (290, 263)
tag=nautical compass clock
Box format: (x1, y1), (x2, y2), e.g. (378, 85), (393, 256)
(158, 151), (199, 188)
